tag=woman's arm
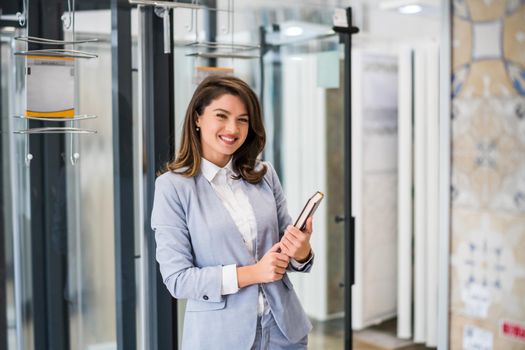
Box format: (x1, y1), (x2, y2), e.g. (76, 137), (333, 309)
(236, 243), (290, 288)
(152, 175), (223, 302)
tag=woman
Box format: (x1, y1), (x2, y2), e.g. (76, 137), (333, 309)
(151, 75), (314, 349)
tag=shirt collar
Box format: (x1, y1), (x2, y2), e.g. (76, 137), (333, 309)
(201, 157), (235, 183)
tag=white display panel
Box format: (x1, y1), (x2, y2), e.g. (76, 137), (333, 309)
(352, 50), (399, 330)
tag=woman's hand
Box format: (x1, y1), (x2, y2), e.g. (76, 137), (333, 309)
(236, 243), (289, 288)
(255, 243), (290, 283)
(279, 217), (313, 263)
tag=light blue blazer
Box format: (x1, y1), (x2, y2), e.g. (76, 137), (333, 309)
(151, 161), (313, 350)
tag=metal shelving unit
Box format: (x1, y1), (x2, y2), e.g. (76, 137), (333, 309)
(12, 32), (99, 166)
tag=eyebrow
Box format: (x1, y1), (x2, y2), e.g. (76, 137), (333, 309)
(213, 108), (249, 117)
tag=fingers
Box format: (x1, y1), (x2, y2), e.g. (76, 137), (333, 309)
(273, 257), (289, 269)
(274, 266), (286, 275)
(282, 233), (301, 248)
(277, 252), (290, 262)
(286, 225), (311, 239)
(279, 239), (292, 256)
(305, 217), (313, 233)
(283, 229), (308, 251)
(265, 260), (286, 281)
(269, 242), (281, 252)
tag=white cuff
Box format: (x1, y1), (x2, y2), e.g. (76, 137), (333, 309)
(221, 264), (239, 295)
(291, 251), (314, 271)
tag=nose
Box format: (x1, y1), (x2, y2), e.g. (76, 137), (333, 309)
(224, 118), (238, 134)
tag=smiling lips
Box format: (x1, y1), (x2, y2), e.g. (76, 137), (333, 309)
(219, 135), (238, 145)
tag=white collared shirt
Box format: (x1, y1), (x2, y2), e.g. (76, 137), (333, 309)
(200, 158), (308, 316)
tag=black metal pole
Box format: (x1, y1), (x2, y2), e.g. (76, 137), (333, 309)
(333, 7), (359, 350)
(28, 2), (70, 349)
(111, 0), (136, 349)
(270, 24), (283, 177)
(142, 6), (176, 349)
(207, 0), (217, 68)
(0, 32), (6, 350)
(259, 26), (267, 115)
(259, 25), (284, 176)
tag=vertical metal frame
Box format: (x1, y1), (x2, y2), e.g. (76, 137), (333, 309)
(1, 24), (27, 350)
(111, 0), (137, 349)
(437, 0), (452, 349)
(333, 7), (359, 350)
(27, 2), (70, 349)
(139, 5), (176, 350)
(259, 25), (283, 176)
(0, 31), (6, 350)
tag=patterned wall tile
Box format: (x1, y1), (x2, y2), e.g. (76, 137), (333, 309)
(447, 203), (525, 349)
(473, 20), (502, 60)
(461, 60), (516, 97)
(465, 0), (507, 21)
(452, 97), (525, 212)
(450, 208), (525, 322)
(503, 4), (525, 66)
(453, 0), (469, 19)
(453, 16), (472, 70)
(451, 1), (525, 348)
(450, 313), (525, 350)
(452, 1), (525, 98)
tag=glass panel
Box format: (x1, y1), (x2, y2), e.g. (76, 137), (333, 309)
(1, 27), (35, 350)
(264, 35), (345, 350)
(64, 10), (120, 350)
(65, 9), (140, 350)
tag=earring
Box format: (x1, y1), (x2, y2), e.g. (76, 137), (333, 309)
(196, 126), (200, 132)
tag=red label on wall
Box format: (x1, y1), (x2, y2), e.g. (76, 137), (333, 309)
(501, 320), (525, 342)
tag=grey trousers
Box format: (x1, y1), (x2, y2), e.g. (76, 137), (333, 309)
(250, 311), (308, 350)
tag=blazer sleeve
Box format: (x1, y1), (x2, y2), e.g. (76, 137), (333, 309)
(151, 174), (223, 303)
(265, 162), (314, 273)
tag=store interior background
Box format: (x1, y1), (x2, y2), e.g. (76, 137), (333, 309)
(1, 0), (524, 349)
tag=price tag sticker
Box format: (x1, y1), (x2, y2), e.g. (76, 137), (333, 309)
(501, 320), (525, 343)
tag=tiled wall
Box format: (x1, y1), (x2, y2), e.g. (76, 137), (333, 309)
(451, 0), (525, 348)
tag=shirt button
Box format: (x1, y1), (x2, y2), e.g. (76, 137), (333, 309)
(203, 295), (209, 300)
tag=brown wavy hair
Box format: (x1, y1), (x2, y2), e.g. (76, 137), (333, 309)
(164, 75), (267, 183)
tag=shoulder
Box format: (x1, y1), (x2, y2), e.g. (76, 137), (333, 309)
(155, 169), (199, 195)
(156, 170), (187, 185)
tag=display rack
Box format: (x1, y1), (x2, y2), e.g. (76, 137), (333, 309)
(130, 0), (260, 59)
(12, 0), (99, 167)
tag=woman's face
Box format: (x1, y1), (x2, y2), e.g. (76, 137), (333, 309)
(196, 93), (250, 167)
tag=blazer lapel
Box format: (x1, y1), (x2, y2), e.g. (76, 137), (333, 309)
(196, 173), (254, 264)
(240, 180), (277, 261)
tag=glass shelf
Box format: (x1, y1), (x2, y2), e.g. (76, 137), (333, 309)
(14, 36), (99, 45)
(13, 114), (97, 122)
(180, 41), (260, 51)
(14, 49), (98, 59)
(129, 0), (203, 10)
(14, 127), (97, 135)
(186, 52), (260, 59)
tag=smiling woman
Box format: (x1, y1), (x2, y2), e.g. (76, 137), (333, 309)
(195, 94), (250, 167)
(152, 75), (316, 350)
(166, 75), (267, 183)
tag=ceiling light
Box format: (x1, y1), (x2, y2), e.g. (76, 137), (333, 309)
(398, 4), (423, 14)
(284, 26), (303, 37)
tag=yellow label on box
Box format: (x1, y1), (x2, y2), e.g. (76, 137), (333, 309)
(25, 55), (75, 118)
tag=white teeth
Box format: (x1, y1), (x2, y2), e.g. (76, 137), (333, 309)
(220, 136), (235, 142)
